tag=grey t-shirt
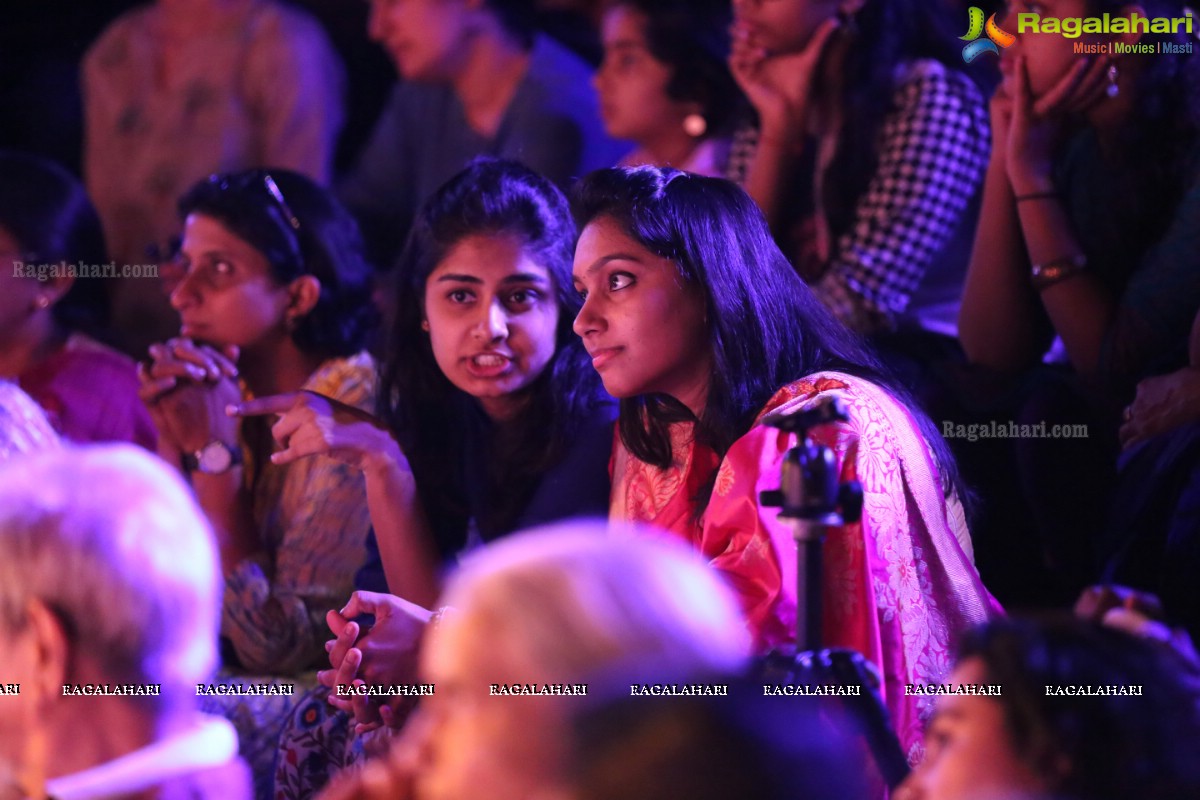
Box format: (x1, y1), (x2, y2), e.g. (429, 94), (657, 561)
(339, 35), (627, 266)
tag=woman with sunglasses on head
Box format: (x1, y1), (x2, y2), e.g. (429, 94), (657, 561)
(570, 166), (999, 762)
(137, 168), (378, 792)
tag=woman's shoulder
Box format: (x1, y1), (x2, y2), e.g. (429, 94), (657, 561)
(303, 352), (377, 412)
(53, 334), (142, 381)
(753, 375), (856, 423)
(743, 373), (921, 450)
(890, 59), (987, 114)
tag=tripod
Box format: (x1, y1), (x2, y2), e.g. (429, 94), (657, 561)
(756, 396), (910, 790)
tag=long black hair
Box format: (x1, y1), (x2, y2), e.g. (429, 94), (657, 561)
(378, 159), (606, 553)
(572, 165), (962, 510)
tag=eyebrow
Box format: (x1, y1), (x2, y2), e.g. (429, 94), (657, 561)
(929, 706), (966, 724)
(435, 272), (550, 285)
(180, 248), (233, 262)
(574, 253), (645, 282)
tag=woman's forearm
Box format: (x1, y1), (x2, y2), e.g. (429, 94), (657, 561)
(192, 468), (265, 573)
(959, 157), (1046, 370)
(363, 454), (442, 609)
(742, 122), (805, 231)
(1015, 194), (1114, 376)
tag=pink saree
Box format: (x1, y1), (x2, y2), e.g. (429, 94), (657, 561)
(610, 373), (1002, 761)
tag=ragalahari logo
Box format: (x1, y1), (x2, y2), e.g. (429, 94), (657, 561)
(961, 6), (1015, 62)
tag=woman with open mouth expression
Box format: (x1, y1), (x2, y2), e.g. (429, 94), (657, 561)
(236, 161), (612, 797)
(571, 166), (1000, 761)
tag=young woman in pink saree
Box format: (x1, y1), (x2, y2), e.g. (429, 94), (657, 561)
(571, 166), (1001, 761)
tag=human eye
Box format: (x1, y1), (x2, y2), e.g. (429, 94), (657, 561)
(198, 257), (236, 288)
(608, 272), (634, 292)
(923, 720), (952, 759)
(447, 288), (474, 304)
(506, 288), (541, 309)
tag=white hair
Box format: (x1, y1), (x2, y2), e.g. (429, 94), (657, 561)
(443, 521), (752, 681)
(0, 445), (220, 710)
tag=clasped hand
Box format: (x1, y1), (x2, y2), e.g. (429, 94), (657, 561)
(993, 54), (1115, 194)
(137, 338), (241, 455)
(729, 18), (841, 136)
(318, 591), (432, 735)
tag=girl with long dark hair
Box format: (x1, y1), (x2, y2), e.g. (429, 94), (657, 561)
(570, 166), (999, 759)
(247, 159), (614, 797)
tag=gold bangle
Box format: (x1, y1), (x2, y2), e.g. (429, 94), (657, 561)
(1031, 254), (1087, 291)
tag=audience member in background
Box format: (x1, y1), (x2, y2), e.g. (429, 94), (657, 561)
(960, 0), (1200, 399)
(566, 677), (869, 800)
(570, 166), (999, 761)
(137, 168), (376, 794)
(0, 445), (248, 800)
(533, 0), (605, 64)
(243, 160), (613, 798)
(729, 0), (990, 341)
(1094, 307), (1200, 641)
(593, 0), (743, 177)
(339, 0), (624, 266)
(0, 380), (59, 461)
(83, 0), (345, 356)
(1075, 584), (1200, 668)
(0, 151), (156, 450)
(955, 0), (1200, 604)
(898, 617), (1200, 800)
(315, 524), (752, 800)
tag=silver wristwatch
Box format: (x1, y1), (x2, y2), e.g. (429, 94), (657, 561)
(183, 440), (243, 475)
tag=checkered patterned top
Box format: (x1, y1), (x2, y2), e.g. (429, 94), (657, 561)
(727, 60), (990, 334)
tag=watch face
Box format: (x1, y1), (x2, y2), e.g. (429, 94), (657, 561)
(198, 441), (233, 474)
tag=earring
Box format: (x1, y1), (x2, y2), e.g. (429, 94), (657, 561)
(421, 319), (430, 332)
(683, 113), (707, 138)
(34, 295), (50, 310)
(1106, 63), (1119, 98)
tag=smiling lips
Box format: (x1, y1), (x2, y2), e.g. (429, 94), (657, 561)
(587, 346), (623, 370)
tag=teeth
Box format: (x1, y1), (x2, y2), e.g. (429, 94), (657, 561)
(473, 354), (507, 367)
